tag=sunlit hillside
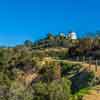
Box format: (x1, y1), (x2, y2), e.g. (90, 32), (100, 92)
(0, 33), (100, 100)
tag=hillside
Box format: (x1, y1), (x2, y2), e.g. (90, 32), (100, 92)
(0, 33), (100, 100)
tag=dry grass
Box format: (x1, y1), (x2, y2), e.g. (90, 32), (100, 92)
(83, 86), (100, 100)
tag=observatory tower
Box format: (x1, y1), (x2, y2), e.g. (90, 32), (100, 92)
(67, 32), (77, 39)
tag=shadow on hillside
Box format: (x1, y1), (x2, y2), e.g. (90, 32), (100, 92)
(70, 69), (94, 94)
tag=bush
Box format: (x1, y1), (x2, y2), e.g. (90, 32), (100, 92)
(32, 77), (71, 100)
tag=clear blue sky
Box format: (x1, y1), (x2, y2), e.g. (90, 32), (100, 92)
(0, 0), (100, 46)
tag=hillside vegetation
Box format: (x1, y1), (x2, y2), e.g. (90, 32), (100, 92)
(0, 32), (100, 100)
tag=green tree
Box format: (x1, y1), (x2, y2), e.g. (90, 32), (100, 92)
(33, 82), (48, 100)
(32, 77), (71, 100)
(24, 40), (33, 47)
(8, 81), (34, 100)
(48, 77), (71, 100)
(47, 33), (54, 40)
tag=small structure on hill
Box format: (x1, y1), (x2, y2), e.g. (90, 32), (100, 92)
(67, 31), (77, 40)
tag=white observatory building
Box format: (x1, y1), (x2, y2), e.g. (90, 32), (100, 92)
(67, 32), (77, 40)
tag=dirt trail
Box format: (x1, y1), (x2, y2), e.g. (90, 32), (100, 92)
(44, 57), (100, 77)
(20, 58), (100, 86)
(83, 86), (100, 100)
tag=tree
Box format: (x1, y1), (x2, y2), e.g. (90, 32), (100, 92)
(47, 33), (54, 40)
(48, 77), (71, 100)
(0, 71), (11, 100)
(33, 82), (48, 100)
(32, 77), (71, 100)
(24, 40), (33, 47)
(8, 81), (34, 100)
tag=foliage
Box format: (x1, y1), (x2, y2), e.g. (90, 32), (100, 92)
(0, 32), (99, 99)
(61, 63), (82, 77)
(71, 87), (90, 100)
(32, 77), (71, 100)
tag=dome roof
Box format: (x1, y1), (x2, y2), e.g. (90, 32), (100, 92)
(68, 32), (77, 39)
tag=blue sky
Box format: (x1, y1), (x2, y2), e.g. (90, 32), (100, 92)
(0, 0), (100, 46)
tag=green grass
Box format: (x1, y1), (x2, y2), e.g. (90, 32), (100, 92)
(71, 87), (91, 100)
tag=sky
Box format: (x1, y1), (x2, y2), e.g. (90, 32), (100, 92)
(0, 0), (100, 46)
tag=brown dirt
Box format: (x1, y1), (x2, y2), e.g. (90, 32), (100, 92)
(17, 72), (38, 86)
(83, 86), (100, 100)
